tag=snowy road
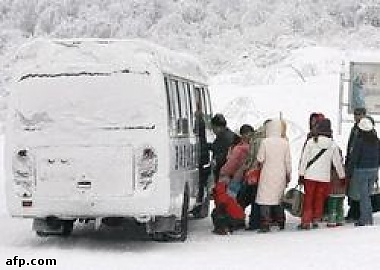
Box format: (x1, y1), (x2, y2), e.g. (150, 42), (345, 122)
(1, 211), (380, 270)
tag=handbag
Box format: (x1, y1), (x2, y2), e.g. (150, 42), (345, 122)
(282, 185), (304, 217)
(371, 181), (380, 213)
(330, 164), (346, 195)
(244, 161), (261, 185)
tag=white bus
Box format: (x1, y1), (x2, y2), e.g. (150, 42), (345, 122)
(5, 39), (213, 241)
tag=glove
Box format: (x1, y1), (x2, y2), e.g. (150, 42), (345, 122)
(298, 176), (305, 185)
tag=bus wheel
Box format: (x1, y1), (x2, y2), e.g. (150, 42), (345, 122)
(155, 186), (189, 242)
(36, 231), (49, 237)
(61, 220), (74, 237)
(151, 232), (170, 242)
(151, 187), (189, 242)
(177, 186), (189, 241)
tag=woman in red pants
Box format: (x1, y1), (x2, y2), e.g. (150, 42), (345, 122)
(298, 118), (345, 229)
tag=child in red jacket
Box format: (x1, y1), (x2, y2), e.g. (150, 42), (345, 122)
(212, 124), (254, 234)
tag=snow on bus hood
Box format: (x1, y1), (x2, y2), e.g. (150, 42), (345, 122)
(11, 70), (163, 132)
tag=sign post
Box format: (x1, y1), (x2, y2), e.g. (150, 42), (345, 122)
(349, 62), (380, 115)
(338, 61), (380, 134)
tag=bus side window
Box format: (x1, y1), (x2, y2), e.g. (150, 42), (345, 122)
(164, 77), (176, 135)
(177, 79), (189, 135)
(188, 84), (197, 134)
(193, 86), (206, 135)
(170, 79), (190, 136)
(169, 79), (181, 135)
(202, 87), (213, 130)
(184, 82), (194, 134)
(178, 82), (190, 135)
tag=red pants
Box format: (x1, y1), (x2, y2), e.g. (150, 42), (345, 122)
(301, 180), (330, 225)
(213, 182), (245, 220)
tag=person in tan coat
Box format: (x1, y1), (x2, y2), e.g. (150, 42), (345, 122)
(256, 119), (292, 232)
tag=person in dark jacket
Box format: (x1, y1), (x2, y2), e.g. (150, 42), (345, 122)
(194, 109), (211, 206)
(209, 114), (239, 182)
(347, 117), (379, 226)
(345, 107), (367, 221)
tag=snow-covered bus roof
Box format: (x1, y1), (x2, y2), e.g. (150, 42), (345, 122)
(10, 38), (208, 84)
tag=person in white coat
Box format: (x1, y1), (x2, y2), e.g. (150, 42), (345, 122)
(298, 118), (345, 230)
(256, 119), (292, 232)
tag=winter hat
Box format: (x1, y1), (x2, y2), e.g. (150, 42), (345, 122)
(211, 114), (227, 127)
(358, 117), (374, 132)
(309, 112), (325, 125)
(316, 118), (332, 136)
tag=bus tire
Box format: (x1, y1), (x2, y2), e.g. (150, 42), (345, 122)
(177, 185), (189, 242)
(36, 231), (48, 237)
(153, 185), (189, 242)
(61, 220), (74, 237)
(151, 232), (170, 242)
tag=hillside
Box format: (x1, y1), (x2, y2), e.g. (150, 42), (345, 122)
(1, 1), (380, 80)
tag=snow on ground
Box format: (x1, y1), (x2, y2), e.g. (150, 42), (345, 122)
(1, 46), (380, 270)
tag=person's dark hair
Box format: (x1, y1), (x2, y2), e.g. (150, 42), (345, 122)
(313, 118), (332, 141)
(309, 112), (325, 130)
(239, 124), (254, 136)
(211, 114), (227, 127)
(309, 112), (319, 124)
(354, 107), (366, 116)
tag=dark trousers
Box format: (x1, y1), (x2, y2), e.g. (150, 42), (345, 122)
(237, 183), (255, 209)
(236, 184), (261, 229)
(259, 204), (285, 229)
(249, 203), (261, 229)
(197, 165), (211, 203)
(346, 198), (360, 220)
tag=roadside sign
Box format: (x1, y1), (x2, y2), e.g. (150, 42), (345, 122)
(349, 62), (380, 115)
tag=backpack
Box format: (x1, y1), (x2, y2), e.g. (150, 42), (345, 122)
(243, 126), (266, 171)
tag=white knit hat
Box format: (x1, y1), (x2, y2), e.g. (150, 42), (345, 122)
(358, 117), (374, 132)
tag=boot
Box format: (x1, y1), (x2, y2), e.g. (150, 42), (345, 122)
(351, 200), (360, 220)
(230, 218), (246, 231)
(278, 221), (285, 230)
(327, 196), (337, 227)
(258, 224), (270, 233)
(297, 223), (311, 230)
(258, 218), (271, 233)
(247, 203), (261, 230)
(336, 196), (345, 226)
